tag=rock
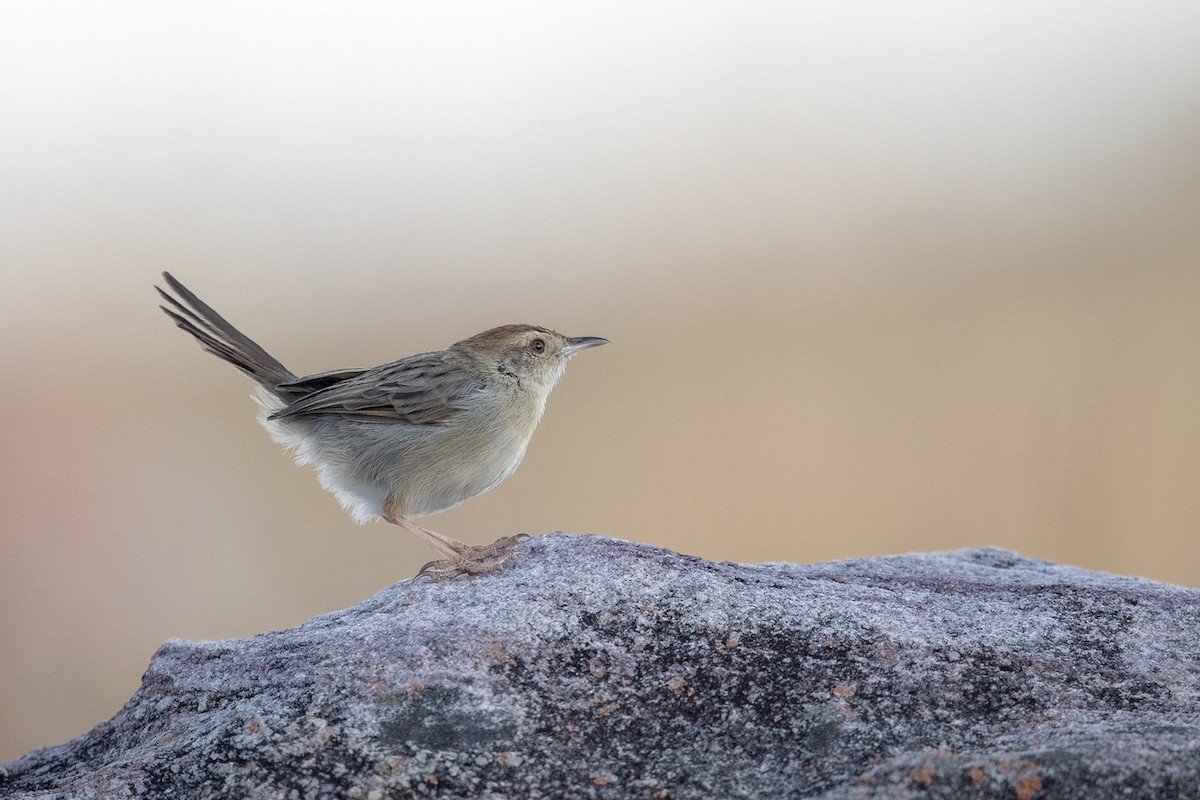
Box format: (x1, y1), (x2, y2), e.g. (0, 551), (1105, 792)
(3, 534), (1200, 799)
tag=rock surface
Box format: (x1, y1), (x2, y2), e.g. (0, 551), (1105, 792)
(3, 534), (1200, 799)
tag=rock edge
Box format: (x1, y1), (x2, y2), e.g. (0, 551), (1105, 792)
(3, 533), (1200, 799)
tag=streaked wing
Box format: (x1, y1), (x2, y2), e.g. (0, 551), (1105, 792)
(275, 368), (372, 400)
(268, 352), (482, 425)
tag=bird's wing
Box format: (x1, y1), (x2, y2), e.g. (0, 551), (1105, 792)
(268, 352), (483, 425)
(274, 368), (372, 399)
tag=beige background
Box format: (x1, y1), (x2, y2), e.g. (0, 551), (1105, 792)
(3, 2), (1199, 762)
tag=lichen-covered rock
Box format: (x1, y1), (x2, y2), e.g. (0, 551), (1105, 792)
(3, 534), (1200, 799)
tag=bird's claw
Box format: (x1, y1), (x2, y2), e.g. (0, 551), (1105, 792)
(415, 534), (529, 581)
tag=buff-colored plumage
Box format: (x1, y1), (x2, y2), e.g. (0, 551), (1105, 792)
(157, 273), (607, 578)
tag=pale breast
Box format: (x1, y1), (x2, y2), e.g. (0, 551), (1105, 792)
(382, 385), (548, 519)
(392, 416), (538, 518)
(259, 377), (549, 522)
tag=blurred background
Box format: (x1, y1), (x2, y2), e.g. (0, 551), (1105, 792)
(2, 0), (1199, 762)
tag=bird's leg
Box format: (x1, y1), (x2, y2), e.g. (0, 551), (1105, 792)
(383, 514), (467, 561)
(382, 514), (526, 580)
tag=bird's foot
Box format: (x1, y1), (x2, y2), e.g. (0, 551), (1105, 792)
(416, 534), (531, 581)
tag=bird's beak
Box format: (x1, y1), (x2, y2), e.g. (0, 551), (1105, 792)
(563, 336), (609, 356)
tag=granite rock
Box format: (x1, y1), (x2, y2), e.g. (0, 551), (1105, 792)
(3, 534), (1200, 799)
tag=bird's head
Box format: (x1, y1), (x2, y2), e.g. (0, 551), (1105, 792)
(457, 324), (608, 396)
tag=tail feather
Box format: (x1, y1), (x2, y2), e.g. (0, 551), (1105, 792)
(157, 272), (296, 390)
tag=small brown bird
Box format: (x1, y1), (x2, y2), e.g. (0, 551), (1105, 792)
(156, 273), (607, 578)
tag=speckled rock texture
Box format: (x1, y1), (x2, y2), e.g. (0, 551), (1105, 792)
(4, 534), (1200, 799)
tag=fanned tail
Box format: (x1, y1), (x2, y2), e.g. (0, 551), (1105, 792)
(156, 272), (297, 391)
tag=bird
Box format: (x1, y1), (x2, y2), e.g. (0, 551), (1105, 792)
(155, 272), (608, 579)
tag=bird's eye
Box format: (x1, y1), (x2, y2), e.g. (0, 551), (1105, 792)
(530, 338), (546, 353)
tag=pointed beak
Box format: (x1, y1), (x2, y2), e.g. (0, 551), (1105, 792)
(563, 336), (609, 356)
